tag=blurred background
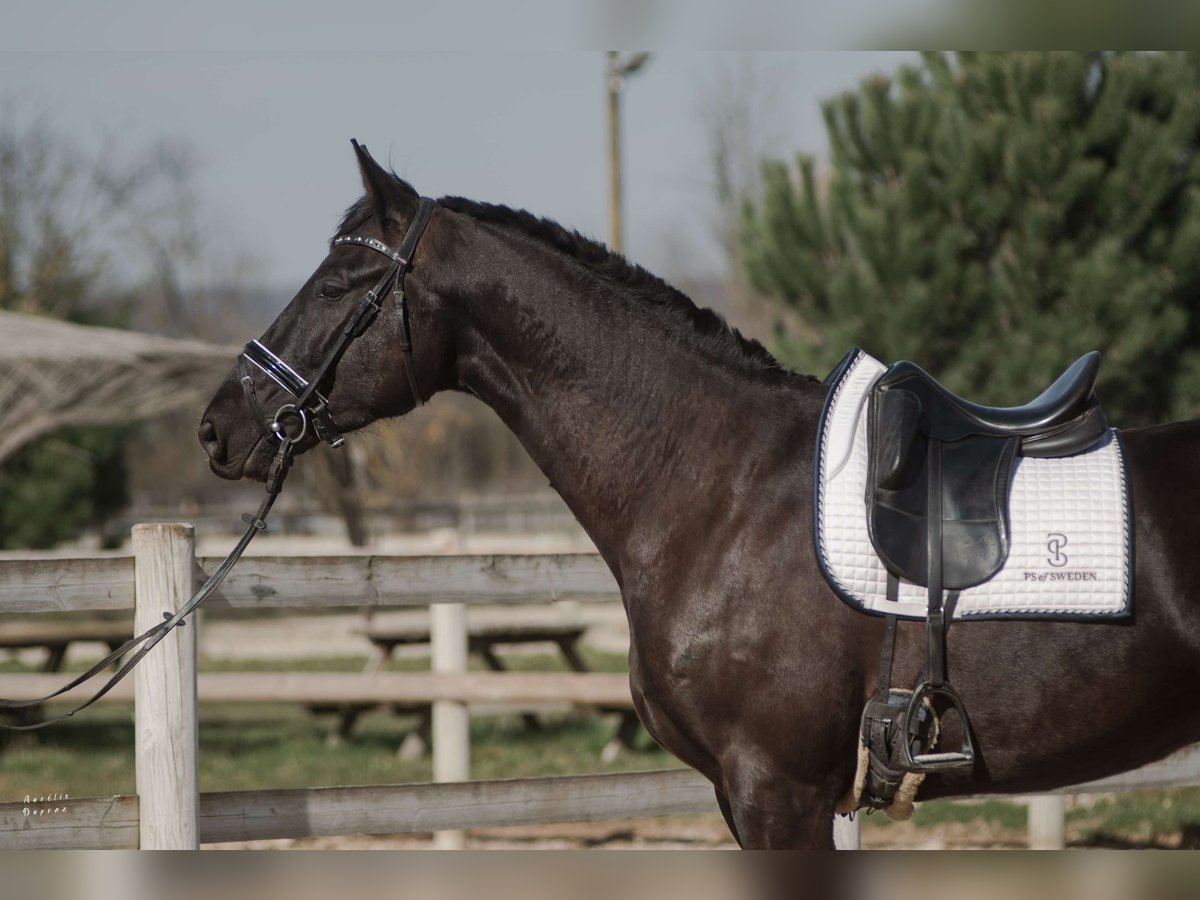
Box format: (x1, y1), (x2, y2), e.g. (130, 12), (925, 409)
(5, 49), (1200, 850)
(6, 50), (1200, 554)
(5, 50), (926, 553)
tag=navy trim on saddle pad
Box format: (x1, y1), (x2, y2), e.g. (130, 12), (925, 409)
(812, 348), (870, 615)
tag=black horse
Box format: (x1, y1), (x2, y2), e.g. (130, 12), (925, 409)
(199, 144), (1200, 848)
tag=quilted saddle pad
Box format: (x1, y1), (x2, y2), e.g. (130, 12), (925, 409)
(814, 349), (1132, 621)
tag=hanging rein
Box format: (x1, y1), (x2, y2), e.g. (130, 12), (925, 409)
(0, 197), (435, 730)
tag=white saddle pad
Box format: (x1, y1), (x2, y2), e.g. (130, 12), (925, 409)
(815, 349), (1132, 621)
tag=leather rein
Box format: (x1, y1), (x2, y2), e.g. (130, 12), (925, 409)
(0, 198), (436, 730)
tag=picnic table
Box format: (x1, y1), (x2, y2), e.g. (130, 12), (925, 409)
(0, 622), (131, 726)
(0, 618), (644, 755)
(0, 622), (130, 673)
(363, 621), (590, 673)
(310, 620), (642, 755)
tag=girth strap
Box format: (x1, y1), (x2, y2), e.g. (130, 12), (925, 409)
(927, 439), (945, 688)
(894, 432), (973, 773)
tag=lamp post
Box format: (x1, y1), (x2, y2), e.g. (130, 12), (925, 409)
(606, 51), (651, 255)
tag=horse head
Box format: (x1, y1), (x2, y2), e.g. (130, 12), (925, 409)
(199, 142), (452, 481)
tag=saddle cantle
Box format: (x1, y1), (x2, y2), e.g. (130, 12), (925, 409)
(867, 353), (1108, 592)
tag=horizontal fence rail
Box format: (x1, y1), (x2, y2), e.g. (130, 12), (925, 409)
(1042, 743), (1200, 795)
(0, 672), (634, 707)
(0, 553), (620, 613)
(0, 769), (717, 850)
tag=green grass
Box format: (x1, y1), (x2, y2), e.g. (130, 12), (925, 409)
(857, 790), (1200, 847)
(1069, 788), (1200, 847)
(0, 649), (675, 801)
(861, 798), (1030, 832)
(0, 704), (678, 799)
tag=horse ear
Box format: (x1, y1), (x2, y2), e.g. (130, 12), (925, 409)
(352, 139), (393, 222)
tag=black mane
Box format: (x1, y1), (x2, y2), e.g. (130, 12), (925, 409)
(440, 195), (793, 382)
(334, 176), (796, 383)
(333, 197), (379, 241)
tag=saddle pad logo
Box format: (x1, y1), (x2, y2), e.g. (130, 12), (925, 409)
(1046, 533), (1068, 568)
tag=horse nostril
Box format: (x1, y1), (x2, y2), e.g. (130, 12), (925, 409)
(199, 419), (221, 455)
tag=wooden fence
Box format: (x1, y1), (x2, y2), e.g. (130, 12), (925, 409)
(0, 524), (1198, 849)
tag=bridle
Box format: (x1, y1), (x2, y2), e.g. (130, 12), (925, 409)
(239, 195), (436, 446)
(0, 198), (437, 730)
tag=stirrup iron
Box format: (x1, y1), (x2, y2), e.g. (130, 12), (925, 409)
(899, 680), (975, 772)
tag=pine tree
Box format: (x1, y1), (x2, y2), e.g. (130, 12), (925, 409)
(741, 52), (1200, 426)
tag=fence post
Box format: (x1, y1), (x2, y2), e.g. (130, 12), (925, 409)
(1027, 794), (1066, 849)
(833, 813), (861, 849)
(133, 523), (199, 850)
(431, 602), (469, 849)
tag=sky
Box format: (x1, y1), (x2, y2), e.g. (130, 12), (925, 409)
(0, 46), (916, 290)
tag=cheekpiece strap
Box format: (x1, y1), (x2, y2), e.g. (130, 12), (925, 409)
(331, 197), (435, 408)
(399, 197), (436, 262)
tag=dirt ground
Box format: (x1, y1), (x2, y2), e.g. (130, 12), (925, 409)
(205, 815), (739, 850)
(205, 813), (1049, 850)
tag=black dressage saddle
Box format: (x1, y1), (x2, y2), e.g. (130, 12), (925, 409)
(859, 352), (1107, 783)
(867, 352), (1107, 593)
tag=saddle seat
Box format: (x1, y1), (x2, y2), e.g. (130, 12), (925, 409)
(877, 351), (1106, 457)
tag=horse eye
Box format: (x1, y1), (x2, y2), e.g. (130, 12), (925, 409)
(317, 280), (348, 301)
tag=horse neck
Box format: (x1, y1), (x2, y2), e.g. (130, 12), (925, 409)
(439, 224), (808, 577)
